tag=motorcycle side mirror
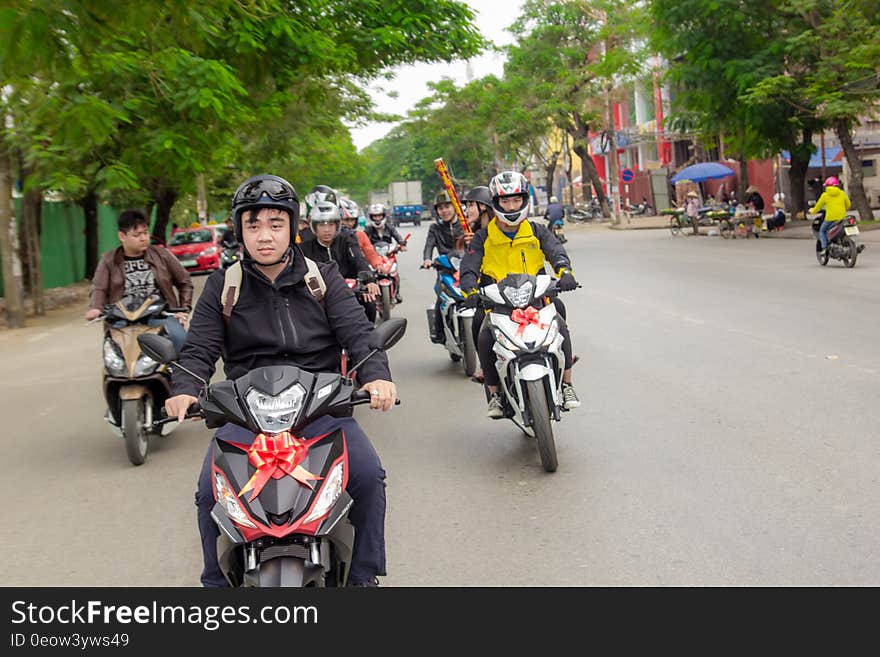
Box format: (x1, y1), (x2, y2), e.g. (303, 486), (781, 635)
(348, 318), (407, 380)
(368, 317), (407, 351)
(137, 333), (208, 388)
(138, 333), (177, 364)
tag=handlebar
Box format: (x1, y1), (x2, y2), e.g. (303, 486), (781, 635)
(153, 402), (203, 428)
(350, 390), (402, 407)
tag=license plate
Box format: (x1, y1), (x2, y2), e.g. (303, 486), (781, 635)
(180, 259), (198, 267)
(845, 226), (859, 236)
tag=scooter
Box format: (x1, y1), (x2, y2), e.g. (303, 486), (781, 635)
(479, 273), (576, 473)
(138, 318), (406, 587)
(97, 296), (186, 465)
(373, 232), (410, 323)
(625, 197), (654, 217)
(220, 243), (241, 269)
(421, 251), (478, 377)
(811, 210), (865, 268)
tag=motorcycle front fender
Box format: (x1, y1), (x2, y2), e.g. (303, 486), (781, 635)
(251, 557), (323, 587)
(118, 384), (149, 401)
(457, 307), (476, 318)
(519, 363), (552, 381)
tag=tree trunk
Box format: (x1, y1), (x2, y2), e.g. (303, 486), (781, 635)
(22, 182), (44, 315)
(0, 142), (25, 328)
(737, 152), (749, 200)
(151, 185), (178, 244)
(568, 111), (610, 217)
(787, 128), (812, 221)
(81, 187), (100, 279)
(834, 119), (873, 222)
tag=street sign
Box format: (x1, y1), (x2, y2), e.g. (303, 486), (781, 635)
(621, 168), (634, 182)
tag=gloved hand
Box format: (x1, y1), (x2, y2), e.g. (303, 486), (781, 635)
(461, 288), (480, 308)
(557, 269), (578, 292)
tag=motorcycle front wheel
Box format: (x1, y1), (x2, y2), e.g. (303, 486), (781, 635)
(459, 316), (477, 377)
(378, 285), (392, 323)
(121, 398), (149, 466)
(524, 380), (557, 473)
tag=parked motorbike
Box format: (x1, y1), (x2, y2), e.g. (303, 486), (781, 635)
(625, 197), (654, 217)
(373, 232), (410, 323)
(97, 296), (186, 465)
(421, 251), (478, 377)
(137, 318), (406, 587)
(479, 273), (577, 473)
(220, 243), (241, 269)
(810, 210), (865, 268)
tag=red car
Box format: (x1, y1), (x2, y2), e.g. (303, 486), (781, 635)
(167, 226), (227, 273)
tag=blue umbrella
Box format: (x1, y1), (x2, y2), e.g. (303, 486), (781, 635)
(670, 162), (735, 184)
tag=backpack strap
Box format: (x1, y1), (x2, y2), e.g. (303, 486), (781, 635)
(302, 256), (326, 304)
(221, 262), (243, 325)
(220, 256), (326, 326)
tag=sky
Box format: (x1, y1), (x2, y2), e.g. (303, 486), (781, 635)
(347, 0), (523, 152)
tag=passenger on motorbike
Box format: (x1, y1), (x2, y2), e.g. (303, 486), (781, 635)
(340, 199), (383, 271)
(365, 203), (408, 304)
(810, 176), (852, 256)
(164, 174), (396, 588)
(422, 191), (465, 343)
(459, 171), (580, 418)
(543, 196), (565, 228)
(85, 209), (193, 353)
(463, 185), (494, 236)
(300, 200), (381, 323)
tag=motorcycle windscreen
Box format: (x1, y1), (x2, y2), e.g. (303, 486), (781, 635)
(213, 429), (346, 528)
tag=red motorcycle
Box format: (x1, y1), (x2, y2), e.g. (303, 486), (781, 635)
(373, 232), (410, 323)
(137, 319), (406, 587)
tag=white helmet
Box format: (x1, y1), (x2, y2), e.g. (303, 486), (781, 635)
(309, 200), (342, 227)
(549, 196), (558, 203)
(489, 171), (531, 226)
(368, 203), (387, 229)
(304, 185), (338, 213)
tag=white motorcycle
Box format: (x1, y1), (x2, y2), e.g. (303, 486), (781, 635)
(479, 273), (572, 472)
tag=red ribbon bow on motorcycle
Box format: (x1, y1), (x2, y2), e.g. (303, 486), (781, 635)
(238, 432), (323, 502)
(510, 306), (546, 336)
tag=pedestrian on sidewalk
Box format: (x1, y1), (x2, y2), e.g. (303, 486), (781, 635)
(767, 200), (786, 231)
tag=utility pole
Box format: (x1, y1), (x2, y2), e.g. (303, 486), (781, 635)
(197, 174), (208, 225)
(603, 19), (621, 225)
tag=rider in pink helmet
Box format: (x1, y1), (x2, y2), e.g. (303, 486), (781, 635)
(810, 176), (850, 255)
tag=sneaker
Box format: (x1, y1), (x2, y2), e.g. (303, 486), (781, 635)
(430, 335), (445, 344)
(350, 576), (379, 587)
(561, 383), (581, 409)
(394, 292), (403, 304)
(487, 393), (504, 419)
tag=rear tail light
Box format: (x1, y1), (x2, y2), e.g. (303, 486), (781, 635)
(847, 217), (857, 225)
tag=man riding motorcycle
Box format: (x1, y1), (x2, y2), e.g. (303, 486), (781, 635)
(459, 171), (580, 418)
(810, 176), (852, 256)
(164, 174), (396, 588)
(422, 190), (466, 343)
(365, 203), (408, 304)
(300, 199), (381, 323)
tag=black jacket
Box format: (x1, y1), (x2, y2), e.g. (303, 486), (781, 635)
(422, 220), (463, 261)
(171, 247), (390, 398)
(298, 232), (372, 281)
(365, 223), (407, 247)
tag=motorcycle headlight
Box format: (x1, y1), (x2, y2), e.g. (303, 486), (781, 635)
(246, 383), (307, 433)
(133, 353), (159, 377)
(214, 473), (256, 528)
(303, 461), (345, 524)
(502, 281), (534, 308)
(493, 326), (519, 352)
(103, 338), (127, 376)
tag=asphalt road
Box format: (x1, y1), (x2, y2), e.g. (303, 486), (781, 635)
(1, 223), (878, 586)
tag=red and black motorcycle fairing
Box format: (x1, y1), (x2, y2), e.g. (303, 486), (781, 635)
(198, 365), (365, 587)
